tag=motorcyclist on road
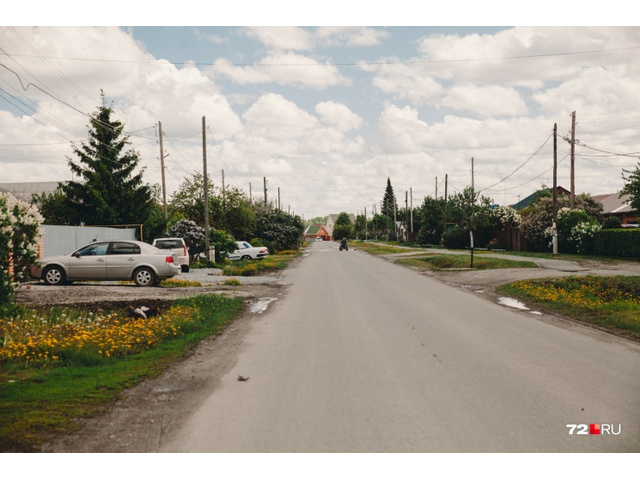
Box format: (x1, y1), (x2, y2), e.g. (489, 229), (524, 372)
(339, 237), (348, 251)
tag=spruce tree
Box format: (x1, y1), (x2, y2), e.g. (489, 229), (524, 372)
(382, 177), (397, 218)
(62, 93), (152, 226)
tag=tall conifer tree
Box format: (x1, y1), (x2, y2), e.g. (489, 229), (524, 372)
(382, 177), (397, 218)
(62, 93), (152, 226)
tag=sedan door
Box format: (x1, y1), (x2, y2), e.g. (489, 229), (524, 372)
(67, 242), (109, 280)
(106, 242), (142, 280)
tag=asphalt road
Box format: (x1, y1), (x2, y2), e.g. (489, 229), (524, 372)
(160, 241), (640, 453)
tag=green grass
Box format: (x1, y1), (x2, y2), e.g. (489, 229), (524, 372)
(397, 254), (538, 270)
(351, 241), (416, 255)
(0, 295), (244, 452)
(498, 276), (640, 340)
(221, 252), (297, 276)
(478, 250), (640, 264)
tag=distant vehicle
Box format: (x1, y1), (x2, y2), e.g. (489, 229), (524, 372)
(31, 240), (181, 287)
(315, 237), (323, 242)
(152, 237), (189, 272)
(227, 241), (269, 261)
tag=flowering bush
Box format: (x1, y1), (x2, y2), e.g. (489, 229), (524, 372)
(492, 206), (521, 228)
(569, 221), (601, 255)
(169, 219), (205, 257)
(0, 192), (43, 306)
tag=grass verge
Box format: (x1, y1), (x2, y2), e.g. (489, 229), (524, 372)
(0, 295), (244, 452)
(351, 241), (415, 255)
(221, 251), (298, 276)
(398, 254), (538, 270)
(497, 276), (640, 341)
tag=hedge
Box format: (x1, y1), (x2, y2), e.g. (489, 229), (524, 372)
(593, 229), (640, 258)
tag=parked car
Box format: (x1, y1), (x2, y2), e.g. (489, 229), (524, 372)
(152, 237), (189, 272)
(30, 240), (181, 287)
(227, 241), (269, 261)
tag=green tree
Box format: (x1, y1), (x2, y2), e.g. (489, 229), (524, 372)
(381, 178), (397, 219)
(254, 207), (304, 252)
(31, 186), (80, 225)
(218, 186), (256, 240)
(169, 172), (216, 226)
(333, 211), (353, 240)
(210, 229), (237, 263)
(415, 196), (445, 245)
(621, 162), (640, 213)
(60, 93), (153, 227)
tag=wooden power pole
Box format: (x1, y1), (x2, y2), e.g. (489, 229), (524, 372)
(553, 123), (558, 255)
(570, 111), (576, 208)
(158, 121), (168, 233)
(202, 116), (210, 262)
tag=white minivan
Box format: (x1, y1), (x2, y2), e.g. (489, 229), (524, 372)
(152, 237), (189, 272)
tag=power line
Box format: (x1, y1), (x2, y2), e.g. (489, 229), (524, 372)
(4, 44), (640, 68)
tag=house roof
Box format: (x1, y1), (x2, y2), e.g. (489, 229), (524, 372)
(0, 181), (61, 202)
(511, 186), (570, 210)
(305, 225), (322, 235)
(596, 192), (635, 215)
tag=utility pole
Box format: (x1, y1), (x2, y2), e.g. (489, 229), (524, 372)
(553, 123), (558, 255)
(393, 200), (397, 240)
(373, 204), (377, 240)
(202, 116), (210, 263)
(405, 190), (408, 241)
(263, 177), (268, 207)
(570, 111), (576, 208)
(158, 121), (168, 233)
(278, 187), (281, 211)
(435, 177), (438, 199)
(221, 169), (225, 214)
(410, 187), (413, 234)
(443, 173), (448, 245)
(469, 158), (475, 268)
(364, 207), (368, 240)
(471, 157), (474, 190)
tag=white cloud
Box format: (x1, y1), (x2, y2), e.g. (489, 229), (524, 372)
(365, 62), (444, 105)
(315, 27), (390, 47)
(315, 101), (362, 132)
(442, 84), (527, 118)
(209, 52), (350, 89)
(244, 26), (314, 51)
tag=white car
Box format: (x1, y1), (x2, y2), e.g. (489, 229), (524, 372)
(30, 240), (181, 287)
(227, 241), (269, 261)
(152, 237), (189, 272)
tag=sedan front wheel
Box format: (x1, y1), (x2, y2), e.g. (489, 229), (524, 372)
(43, 265), (66, 285)
(133, 267), (156, 287)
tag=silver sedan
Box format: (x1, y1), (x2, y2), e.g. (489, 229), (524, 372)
(30, 240), (181, 287)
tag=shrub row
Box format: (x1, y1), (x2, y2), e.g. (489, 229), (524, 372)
(593, 229), (640, 258)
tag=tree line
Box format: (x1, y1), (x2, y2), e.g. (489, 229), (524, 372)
(335, 169), (640, 255)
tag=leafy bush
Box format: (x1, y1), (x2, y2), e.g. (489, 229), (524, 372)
(602, 216), (622, 229)
(254, 208), (304, 251)
(442, 226), (470, 249)
(593, 229), (640, 258)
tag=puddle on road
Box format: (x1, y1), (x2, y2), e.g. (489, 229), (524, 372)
(250, 297), (278, 314)
(497, 297), (542, 315)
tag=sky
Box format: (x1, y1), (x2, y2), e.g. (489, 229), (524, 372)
(2, 11), (640, 221)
